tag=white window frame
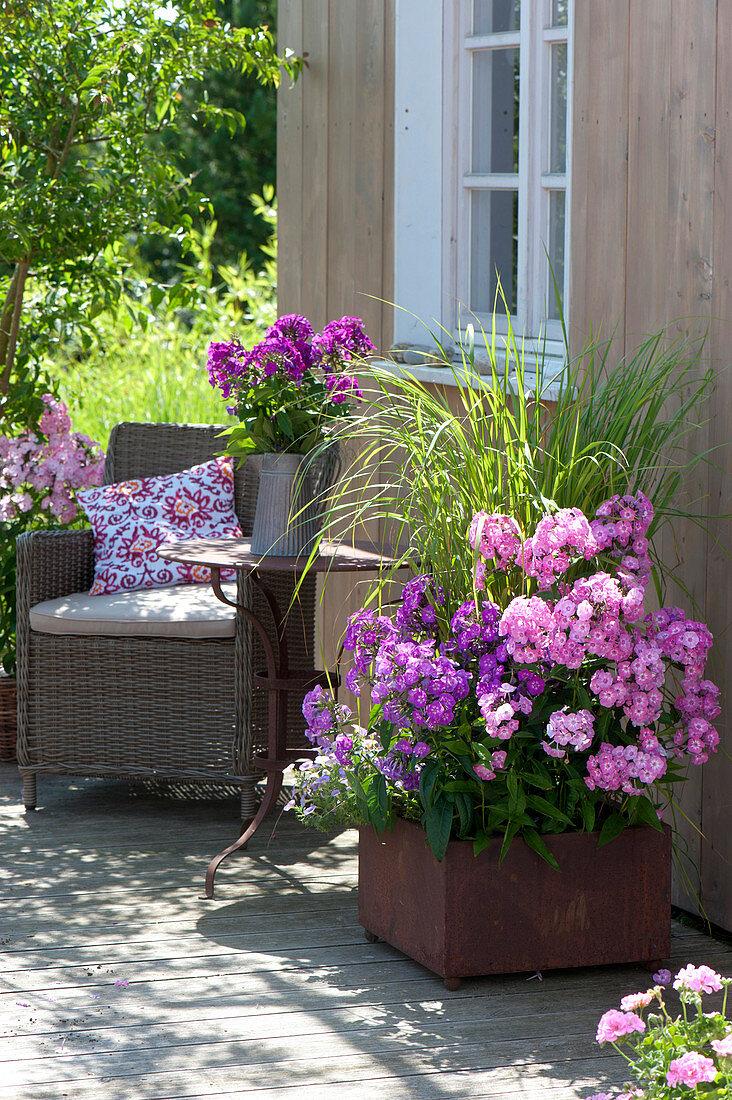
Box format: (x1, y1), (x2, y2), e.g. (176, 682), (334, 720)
(392, 0), (573, 362)
(450, 0), (573, 354)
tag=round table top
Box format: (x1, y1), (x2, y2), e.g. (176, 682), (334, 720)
(157, 537), (394, 574)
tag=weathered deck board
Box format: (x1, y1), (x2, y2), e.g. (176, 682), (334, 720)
(2, 765), (732, 1098)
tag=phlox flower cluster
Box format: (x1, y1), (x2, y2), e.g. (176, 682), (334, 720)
(484, 494), (718, 785)
(585, 741), (668, 795)
(542, 708), (594, 758)
(207, 313), (373, 445)
(591, 491), (654, 585)
(0, 395), (105, 523)
(521, 507), (598, 589)
(370, 638), (471, 732)
(291, 492), (719, 850)
(468, 511), (522, 588)
(395, 574), (445, 639)
(591, 963), (732, 1100)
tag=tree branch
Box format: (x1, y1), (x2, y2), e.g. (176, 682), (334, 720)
(0, 257), (30, 397)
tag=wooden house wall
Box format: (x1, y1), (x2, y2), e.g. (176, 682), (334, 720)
(277, 0), (732, 928)
(277, 0), (395, 699)
(570, 0), (732, 926)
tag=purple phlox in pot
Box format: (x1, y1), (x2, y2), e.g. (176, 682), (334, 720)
(207, 313), (375, 456)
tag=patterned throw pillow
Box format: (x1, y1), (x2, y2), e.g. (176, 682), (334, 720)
(77, 457), (242, 595)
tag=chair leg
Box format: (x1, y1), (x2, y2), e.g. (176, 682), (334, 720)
(239, 776), (260, 823)
(23, 773), (36, 811)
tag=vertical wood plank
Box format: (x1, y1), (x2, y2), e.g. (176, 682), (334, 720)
(300, 0), (330, 330)
(663, 0), (716, 913)
(276, 0), (304, 316)
(568, 0), (630, 354)
(353, 0), (387, 344)
(326, 1), (358, 322)
(624, 0), (671, 342)
(702, 0), (732, 929)
(380, 0), (396, 353)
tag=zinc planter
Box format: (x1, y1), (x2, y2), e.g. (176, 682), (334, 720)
(358, 817), (671, 989)
(249, 447), (341, 557)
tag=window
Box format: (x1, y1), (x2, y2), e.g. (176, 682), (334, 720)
(451, 0), (572, 344)
(392, 0), (572, 354)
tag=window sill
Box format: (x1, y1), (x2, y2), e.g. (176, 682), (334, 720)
(372, 346), (565, 402)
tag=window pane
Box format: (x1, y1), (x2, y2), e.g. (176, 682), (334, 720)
(547, 190), (566, 320)
(472, 49), (520, 173)
(549, 42), (568, 173)
(470, 190), (518, 315)
(473, 0), (520, 33)
(551, 0), (568, 26)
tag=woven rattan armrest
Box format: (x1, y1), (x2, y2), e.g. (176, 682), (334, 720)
(16, 529), (95, 615)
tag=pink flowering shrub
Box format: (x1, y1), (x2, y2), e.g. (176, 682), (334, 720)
(590, 964), (732, 1099)
(289, 491), (719, 862)
(0, 395), (104, 524)
(0, 395), (105, 673)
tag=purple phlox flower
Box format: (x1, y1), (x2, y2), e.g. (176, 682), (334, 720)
(395, 574), (445, 639)
(245, 336), (309, 385)
(652, 968), (671, 984)
(325, 372), (363, 405)
(265, 313), (315, 343)
(206, 340), (248, 400)
(312, 316), (376, 371)
(445, 599), (501, 662)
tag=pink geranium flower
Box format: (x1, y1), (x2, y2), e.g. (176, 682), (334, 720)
(712, 1032), (732, 1057)
(666, 1051), (717, 1087)
(596, 1009), (646, 1043)
(673, 963), (723, 994)
(619, 990), (654, 1012)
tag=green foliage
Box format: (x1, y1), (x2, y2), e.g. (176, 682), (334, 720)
(0, 0), (297, 408)
(57, 198), (278, 446)
(142, 0), (280, 277)
(322, 312), (715, 614)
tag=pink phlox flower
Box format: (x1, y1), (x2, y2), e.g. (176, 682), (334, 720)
(499, 595), (554, 664)
(595, 1009), (646, 1043)
(521, 507), (598, 589)
(711, 1032), (732, 1057)
(468, 511), (523, 578)
(666, 1051), (717, 1088)
(544, 707), (595, 754)
(619, 990), (654, 1012)
(473, 763), (496, 782)
(673, 963), (723, 994)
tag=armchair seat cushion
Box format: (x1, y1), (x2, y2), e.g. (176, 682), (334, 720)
(29, 582), (237, 639)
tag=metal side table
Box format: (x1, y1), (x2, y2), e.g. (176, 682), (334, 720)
(157, 537), (388, 897)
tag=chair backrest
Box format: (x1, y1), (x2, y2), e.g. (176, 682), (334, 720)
(103, 422), (259, 534)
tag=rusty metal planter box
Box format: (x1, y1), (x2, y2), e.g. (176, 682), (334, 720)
(358, 817), (671, 987)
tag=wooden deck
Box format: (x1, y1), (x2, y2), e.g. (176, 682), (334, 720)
(1, 762), (731, 1099)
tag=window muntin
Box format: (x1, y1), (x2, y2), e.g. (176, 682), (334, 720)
(455, 0), (572, 342)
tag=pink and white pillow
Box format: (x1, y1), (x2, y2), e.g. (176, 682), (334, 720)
(77, 456), (242, 595)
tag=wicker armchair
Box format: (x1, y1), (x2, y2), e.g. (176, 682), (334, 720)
(16, 422), (317, 817)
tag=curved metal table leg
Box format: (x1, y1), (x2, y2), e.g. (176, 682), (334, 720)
(203, 770), (284, 899)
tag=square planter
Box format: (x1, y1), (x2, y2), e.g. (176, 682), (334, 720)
(358, 817), (671, 988)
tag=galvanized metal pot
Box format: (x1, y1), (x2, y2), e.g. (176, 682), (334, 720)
(249, 447), (340, 557)
(358, 816), (671, 989)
